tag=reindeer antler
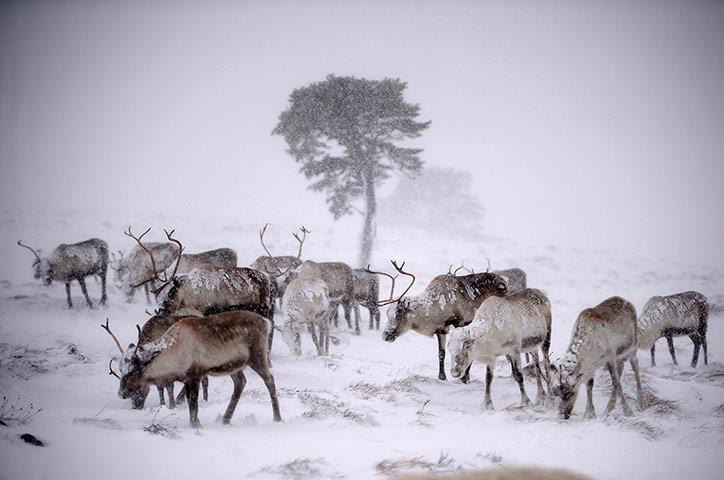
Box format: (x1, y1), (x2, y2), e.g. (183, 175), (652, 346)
(123, 226), (184, 296)
(101, 318), (124, 354)
(151, 229), (184, 296)
(259, 223), (274, 257)
(364, 260), (416, 306)
(17, 240), (41, 262)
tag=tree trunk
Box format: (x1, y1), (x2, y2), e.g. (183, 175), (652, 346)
(358, 162), (377, 268)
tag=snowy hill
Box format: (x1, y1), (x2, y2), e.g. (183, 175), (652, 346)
(1, 209), (723, 479)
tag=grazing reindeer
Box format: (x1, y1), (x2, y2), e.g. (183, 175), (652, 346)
(353, 268), (381, 330)
(371, 262), (508, 381)
(251, 224), (306, 309)
(638, 291), (709, 367)
(280, 273), (331, 356)
(447, 288), (552, 409)
(295, 260), (361, 335)
(117, 310), (282, 428)
(103, 316), (208, 410)
(18, 238), (108, 308)
(551, 296), (646, 420)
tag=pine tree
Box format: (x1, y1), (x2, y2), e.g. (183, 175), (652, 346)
(272, 74), (430, 266)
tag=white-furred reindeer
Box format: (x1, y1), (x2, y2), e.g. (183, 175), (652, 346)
(447, 288), (552, 409)
(638, 291), (709, 367)
(280, 273), (331, 356)
(371, 262), (508, 381)
(118, 310), (282, 428)
(18, 238), (108, 308)
(295, 260), (361, 335)
(551, 296), (646, 420)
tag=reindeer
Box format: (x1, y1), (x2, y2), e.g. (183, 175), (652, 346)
(279, 273), (331, 356)
(295, 260), (361, 335)
(103, 316), (208, 410)
(447, 288), (552, 410)
(113, 241), (179, 303)
(550, 296), (646, 420)
(18, 238), (108, 308)
(353, 268), (380, 330)
(369, 262), (508, 381)
(638, 291), (709, 367)
(117, 310), (282, 428)
(250, 224), (305, 308)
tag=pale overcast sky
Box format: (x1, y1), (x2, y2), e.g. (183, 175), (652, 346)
(1, 0), (722, 267)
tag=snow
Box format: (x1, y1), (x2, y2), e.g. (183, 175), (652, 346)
(1, 209), (724, 479)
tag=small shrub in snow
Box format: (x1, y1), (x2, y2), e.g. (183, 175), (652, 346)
(0, 395), (42, 426)
(375, 452), (456, 476)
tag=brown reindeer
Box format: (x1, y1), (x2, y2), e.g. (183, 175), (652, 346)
(18, 238), (108, 308)
(117, 310), (282, 428)
(103, 316), (208, 410)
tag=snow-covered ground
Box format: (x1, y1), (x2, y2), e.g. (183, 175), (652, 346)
(1, 209), (723, 479)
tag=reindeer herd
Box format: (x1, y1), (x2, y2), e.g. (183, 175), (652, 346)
(17, 229), (710, 428)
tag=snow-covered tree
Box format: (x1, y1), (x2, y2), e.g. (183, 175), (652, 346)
(272, 74), (430, 266)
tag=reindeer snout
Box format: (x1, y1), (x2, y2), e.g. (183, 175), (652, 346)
(381, 330), (396, 342)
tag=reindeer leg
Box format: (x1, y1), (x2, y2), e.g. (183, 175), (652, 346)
(166, 384), (176, 409)
(436, 332), (447, 381)
(606, 361), (633, 416)
(650, 344), (656, 367)
(156, 385), (166, 407)
(309, 322), (321, 356)
(689, 333), (701, 368)
(509, 354), (532, 408)
(483, 364), (495, 410)
(629, 355), (646, 411)
(249, 359), (282, 423)
(78, 278), (94, 309)
(583, 378), (596, 419)
(222, 371), (246, 425)
(202, 376), (209, 402)
(530, 351), (547, 407)
(184, 379), (201, 429)
(99, 270), (108, 305)
(702, 332), (708, 366)
(65, 282), (73, 308)
(666, 335), (678, 366)
(352, 303), (361, 335)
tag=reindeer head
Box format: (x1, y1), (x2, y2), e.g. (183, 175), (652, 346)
(365, 261), (415, 343)
(18, 240), (54, 285)
(547, 362), (579, 419)
(447, 328), (474, 379)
